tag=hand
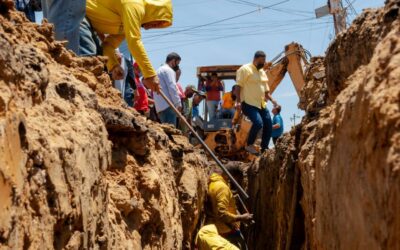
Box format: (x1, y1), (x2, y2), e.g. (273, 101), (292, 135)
(177, 106), (183, 112)
(237, 213), (253, 221)
(272, 100), (278, 107)
(143, 76), (161, 93)
(111, 65), (124, 80)
(235, 102), (242, 112)
(263, 62), (273, 71)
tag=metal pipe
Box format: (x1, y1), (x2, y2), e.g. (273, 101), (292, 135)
(158, 90), (249, 200)
(236, 194), (255, 225)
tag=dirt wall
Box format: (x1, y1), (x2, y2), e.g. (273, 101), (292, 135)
(0, 2), (209, 249)
(247, 1), (400, 249)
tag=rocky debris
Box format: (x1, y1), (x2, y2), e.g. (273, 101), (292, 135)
(298, 57), (327, 116)
(0, 2), (209, 249)
(247, 0), (400, 249)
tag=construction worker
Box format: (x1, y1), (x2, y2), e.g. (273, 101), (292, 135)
(207, 164), (253, 249)
(84, 0), (173, 91)
(153, 52), (182, 126)
(235, 51), (278, 154)
(181, 85), (196, 119)
(271, 105), (284, 145)
(220, 85), (238, 119)
(195, 224), (239, 250)
(206, 73), (224, 121)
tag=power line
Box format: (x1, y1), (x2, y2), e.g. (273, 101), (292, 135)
(143, 17), (315, 34)
(144, 19), (323, 43)
(225, 0), (260, 7)
(147, 23), (329, 52)
(143, 17), (316, 39)
(144, 0), (290, 40)
(344, 0), (358, 16)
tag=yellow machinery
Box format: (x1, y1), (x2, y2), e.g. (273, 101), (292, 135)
(193, 43), (310, 160)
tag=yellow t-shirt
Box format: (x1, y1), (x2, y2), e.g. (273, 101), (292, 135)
(222, 92), (235, 109)
(195, 224), (239, 250)
(86, 0), (173, 78)
(208, 173), (239, 234)
(236, 63), (269, 109)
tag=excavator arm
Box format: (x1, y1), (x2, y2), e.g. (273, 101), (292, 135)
(265, 43), (309, 96)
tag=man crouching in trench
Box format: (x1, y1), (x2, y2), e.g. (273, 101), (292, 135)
(200, 163), (253, 249)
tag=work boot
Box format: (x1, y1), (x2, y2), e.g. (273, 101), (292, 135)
(245, 145), (259, 155)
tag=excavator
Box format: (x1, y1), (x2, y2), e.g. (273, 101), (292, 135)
(191, 42), (311, 160)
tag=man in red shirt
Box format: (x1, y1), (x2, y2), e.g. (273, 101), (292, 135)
(133, 63), (150, 116)
(206, 73), (224, 121)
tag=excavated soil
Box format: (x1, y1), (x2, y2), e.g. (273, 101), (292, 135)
(247, 0), (400, 249)
(0, 2), (209, 249)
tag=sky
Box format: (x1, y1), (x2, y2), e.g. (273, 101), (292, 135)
(36, 0), (384, 131)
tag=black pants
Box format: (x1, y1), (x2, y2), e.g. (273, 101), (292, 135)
(224, 232), (248, 250)
(272, 137), (278, 145)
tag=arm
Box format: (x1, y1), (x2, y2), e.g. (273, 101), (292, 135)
(234, 87), (241, 104)
(273, 123), (281, 129)
(235, 67), (247, 106)
(218, 80), (224, 91)
(215, 187), (253, 224)
(215, 187), (238, 224)
(265, 91), (278, 106)
(102, 35), (125, 72)
(121, 2), (156, 79)
(192, 95), (203, 106)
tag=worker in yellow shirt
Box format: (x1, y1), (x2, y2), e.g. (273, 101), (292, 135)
(82, 0), (173, 92)
(195, 224), (239, 250)
(235, 51), (278, 155)
(207, 164), (253, 249)
(220, 85), (238, 119)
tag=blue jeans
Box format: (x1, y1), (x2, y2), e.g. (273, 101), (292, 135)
(42, 0), (86, 54)
(79, 17), (102, 56)
(192, 106), (199, 118)
(207, 100), (219, 121)
(158, 107), (177, 126)
(241, 102), (272, 150)
(16, 1), (36, 22)
(124, 82), (134, 107)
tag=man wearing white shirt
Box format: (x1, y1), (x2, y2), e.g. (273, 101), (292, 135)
(153, 53), (182, 126)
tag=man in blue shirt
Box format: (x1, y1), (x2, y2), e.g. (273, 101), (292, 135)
(153, 52), (182, 126)
(271, 105), (284, 145)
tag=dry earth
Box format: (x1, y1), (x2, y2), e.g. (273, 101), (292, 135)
(0, 1), (209, 249)
(247, 0), (400, 249)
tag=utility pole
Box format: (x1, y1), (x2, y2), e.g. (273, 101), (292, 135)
(290, 114), (301, 127)
(315, 0), (347, 35)
(328, 0), (347, 35)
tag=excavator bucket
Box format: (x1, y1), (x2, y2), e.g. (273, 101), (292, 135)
(266, 43), (308, 95)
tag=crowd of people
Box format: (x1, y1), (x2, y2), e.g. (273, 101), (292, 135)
(16, 1), (287, 249)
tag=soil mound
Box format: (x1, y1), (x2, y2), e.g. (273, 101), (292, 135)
(0, 2), (209, 249)
(247, 1), (400, 249)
